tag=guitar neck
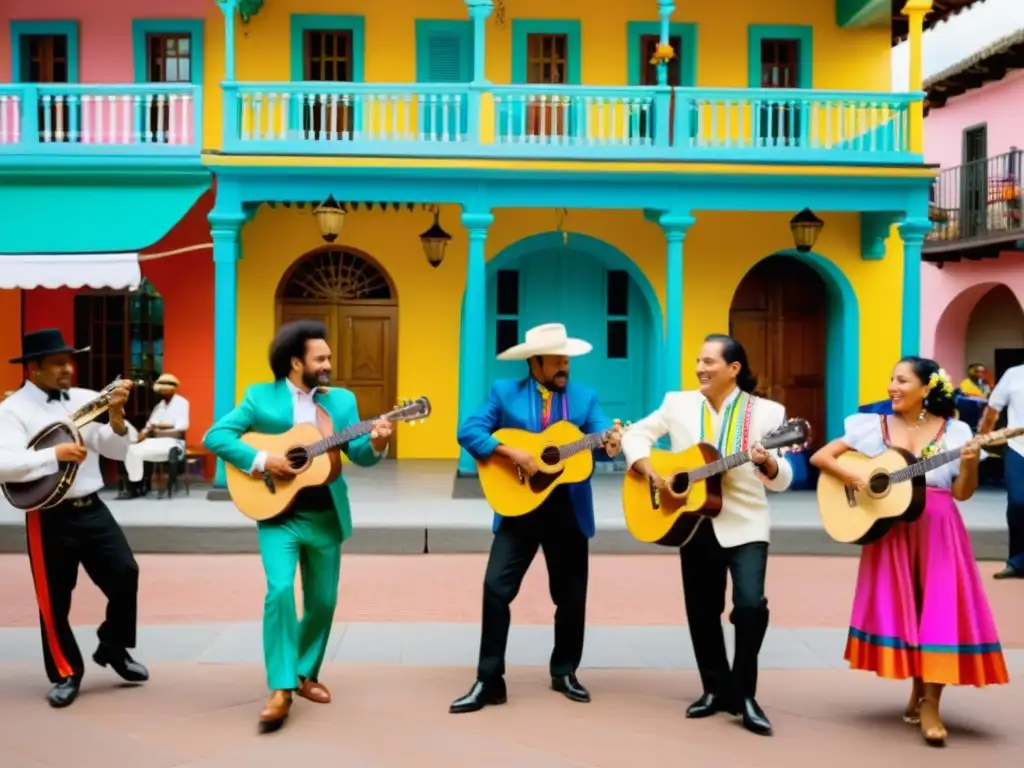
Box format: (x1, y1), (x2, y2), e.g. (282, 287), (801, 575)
(688, 448), (752, 483)
(557, 431), (606, 460)
(307, 419), (379, 457)
(889, 446), (962, 484)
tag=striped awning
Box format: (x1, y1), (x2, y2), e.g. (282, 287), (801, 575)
(0, 252), (142, 290)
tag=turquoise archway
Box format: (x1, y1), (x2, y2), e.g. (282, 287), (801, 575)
(737, 250), (860, 441)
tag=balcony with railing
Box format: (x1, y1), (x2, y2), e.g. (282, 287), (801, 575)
(0, 83), (202, 159)
(925, 148), (1024, 257)
(221, 82), (921, 164)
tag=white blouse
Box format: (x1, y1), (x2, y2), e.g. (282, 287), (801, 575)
(840, 414), (977, 490)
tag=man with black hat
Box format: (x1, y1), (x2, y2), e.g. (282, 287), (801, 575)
(0, 328), (149, 708)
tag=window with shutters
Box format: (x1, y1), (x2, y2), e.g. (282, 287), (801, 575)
(303, 29), (355, 139)
(526, 33), (568, 137)
(145, 33), (192, 143)
(21, 34), (72, 143)
(415, 21), (472, 140)
(758, 38), (801, 143)
(495, 270), (520, 355)
(606, 270), (629, 359)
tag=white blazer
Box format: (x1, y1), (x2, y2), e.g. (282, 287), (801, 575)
(621, 389), (793, 548)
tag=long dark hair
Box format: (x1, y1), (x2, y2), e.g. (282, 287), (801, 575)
(898, 355), (956, 419)
(705, 334), (758, 394)
(269, 320), (328, 380)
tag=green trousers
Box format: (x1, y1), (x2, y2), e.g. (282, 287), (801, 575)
(257, 508), (342, 691)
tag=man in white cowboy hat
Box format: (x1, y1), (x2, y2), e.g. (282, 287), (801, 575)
(450, 323), (623, 714)
(118, 373), (190, 499)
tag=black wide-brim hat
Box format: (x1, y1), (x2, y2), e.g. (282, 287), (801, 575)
(9, 328), (91, 364)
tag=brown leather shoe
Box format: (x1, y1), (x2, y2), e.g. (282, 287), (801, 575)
(298, 679), (331, 704)
(258, 690), (292, 732)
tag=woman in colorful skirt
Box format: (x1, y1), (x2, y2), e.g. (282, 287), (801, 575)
(811, 356), (1008, 747)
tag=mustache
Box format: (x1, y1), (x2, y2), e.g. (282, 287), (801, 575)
(555, 371), (567, 377)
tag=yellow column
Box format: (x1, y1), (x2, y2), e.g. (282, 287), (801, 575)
(903, 0), (934, 154)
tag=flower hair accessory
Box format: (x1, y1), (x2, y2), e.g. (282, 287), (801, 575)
(927, 368), (954, 398)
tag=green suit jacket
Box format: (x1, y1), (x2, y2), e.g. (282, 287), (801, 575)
(203, 380), (382, 542)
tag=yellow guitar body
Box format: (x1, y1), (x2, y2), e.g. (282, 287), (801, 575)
(621, 445), (719, 546)
(225, 423), (339, 522)
(816, 448), (919, 545)
(477, 421), (596, 518)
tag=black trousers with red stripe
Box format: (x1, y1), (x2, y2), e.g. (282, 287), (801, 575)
(25, 495), (140, 683)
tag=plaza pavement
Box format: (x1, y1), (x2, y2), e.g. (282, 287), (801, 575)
(0, 460), (1012, 557)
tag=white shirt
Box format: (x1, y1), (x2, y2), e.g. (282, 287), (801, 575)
(147, 393), (190, 448)
(988, 365), (1024, 457)
(840, 414), (975, 489)
(0, 381), (137, 500)
(621, 388), (794, 548)
(250, 380), (385, 473)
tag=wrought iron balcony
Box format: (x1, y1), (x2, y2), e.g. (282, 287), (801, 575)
(0, 83), (202, 157)
(222, 82), (920, 164)
(925, 148), (1024, 257)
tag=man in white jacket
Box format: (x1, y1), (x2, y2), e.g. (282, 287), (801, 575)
(622, 334), (793, 737)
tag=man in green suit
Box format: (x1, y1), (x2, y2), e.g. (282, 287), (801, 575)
(203, 320), (392, 732)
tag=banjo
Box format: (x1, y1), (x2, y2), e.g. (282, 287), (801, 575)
(1, 377), (133, 511)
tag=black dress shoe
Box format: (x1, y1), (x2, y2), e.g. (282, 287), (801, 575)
(739, 697), (773, 735)
(93, 644), (149, 683)
(551, 673), (590, 703)
(686, 692), (736, 718)
(47, 677), (80, 708)
(993, 566), (1024, 580)
(449, 679), (507, 714)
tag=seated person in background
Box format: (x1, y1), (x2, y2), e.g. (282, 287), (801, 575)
(118, 374), (189, 499)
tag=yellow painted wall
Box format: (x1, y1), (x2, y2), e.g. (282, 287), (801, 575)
(235, 207), (904, 459)
(202, 0), (893, 149)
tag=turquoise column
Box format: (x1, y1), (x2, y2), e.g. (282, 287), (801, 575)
(457, 208), (494, 476)
(659, 212), (695, 393)
(465, 0), (493, 83)
(898, 218), (930, 357)
(215, 0), (238, 80)
(209, 211), (246, 489)
(656, 0), (675, 86)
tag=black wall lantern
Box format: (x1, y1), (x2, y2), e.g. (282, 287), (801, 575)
(790, 208), (824, 253)
(420, 208), (452, 267)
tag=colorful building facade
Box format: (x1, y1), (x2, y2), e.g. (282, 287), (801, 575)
(1, 0), (942, 482)
(921, 21), (1024, 384)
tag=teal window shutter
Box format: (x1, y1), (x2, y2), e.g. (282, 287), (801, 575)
(415, 20), (472, 140)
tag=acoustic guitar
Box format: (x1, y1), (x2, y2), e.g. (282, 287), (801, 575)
(622, 418), (811, 547)
(226, 396), (431, 522)
(817, 425), (1024, 545)
(478, 419), (625, 518)
(2, 376), (137, 511)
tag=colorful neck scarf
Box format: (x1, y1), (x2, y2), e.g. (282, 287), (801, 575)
(537, 382), (568, 430)
(699, 391), (754, 453)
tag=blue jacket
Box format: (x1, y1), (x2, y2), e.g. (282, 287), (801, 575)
(457, 377), (613, 538)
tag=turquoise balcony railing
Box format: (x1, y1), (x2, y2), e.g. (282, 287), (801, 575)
(222, 82), (920, 164)
(0, 84), (202, 156)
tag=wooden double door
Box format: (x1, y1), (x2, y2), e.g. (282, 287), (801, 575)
(279, 302), (397, 450)
(729, 256), (827, 448)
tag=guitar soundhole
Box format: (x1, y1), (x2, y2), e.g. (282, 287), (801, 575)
(868, 472), (890, 496)
(286, 447), (310, 470)
(671, 473), (690, 495)
(540, 446), (561, 466)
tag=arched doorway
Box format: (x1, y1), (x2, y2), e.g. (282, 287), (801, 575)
(483, 233), (660, 425)
(965, 284), (1024, 381)
(729, 256), (828, 447)
(276, 247), (398, 442)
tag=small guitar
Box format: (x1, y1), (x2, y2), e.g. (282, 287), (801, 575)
(622, 418), (811, 547)
(226, 397), (431, 522)
(818, 425), (1024, 545)
(2, 377), (140, 512)
(478, 419), (625, 518)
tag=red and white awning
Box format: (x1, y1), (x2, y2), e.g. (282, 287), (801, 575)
(0, 252), (142, 290)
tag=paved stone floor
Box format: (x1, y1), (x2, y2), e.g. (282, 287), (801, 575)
(0, 554), (1021, 766)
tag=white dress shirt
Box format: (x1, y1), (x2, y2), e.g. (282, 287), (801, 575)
(250, 380), (385, 474)
(146, 393), (191, 449)
(989, 365), (1024, 457)
(621, 388), (793, 548)
(0, 381), (137, 500)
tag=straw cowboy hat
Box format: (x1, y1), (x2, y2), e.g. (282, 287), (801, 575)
(153, 373), (180, 392)
(496, 323), (593, 361)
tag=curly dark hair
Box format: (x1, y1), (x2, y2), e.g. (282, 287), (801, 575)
(705, 334), (758, 394)
(268, 320), (328, 381)
(898, 355), (956, 419)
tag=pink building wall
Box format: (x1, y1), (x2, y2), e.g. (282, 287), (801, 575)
(0, 2), (213, 83)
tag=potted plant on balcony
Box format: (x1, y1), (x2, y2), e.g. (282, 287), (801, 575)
(1004, 184), (1022, 225)
(928, 204), (948, 224)
(649, 43), (676, 66)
